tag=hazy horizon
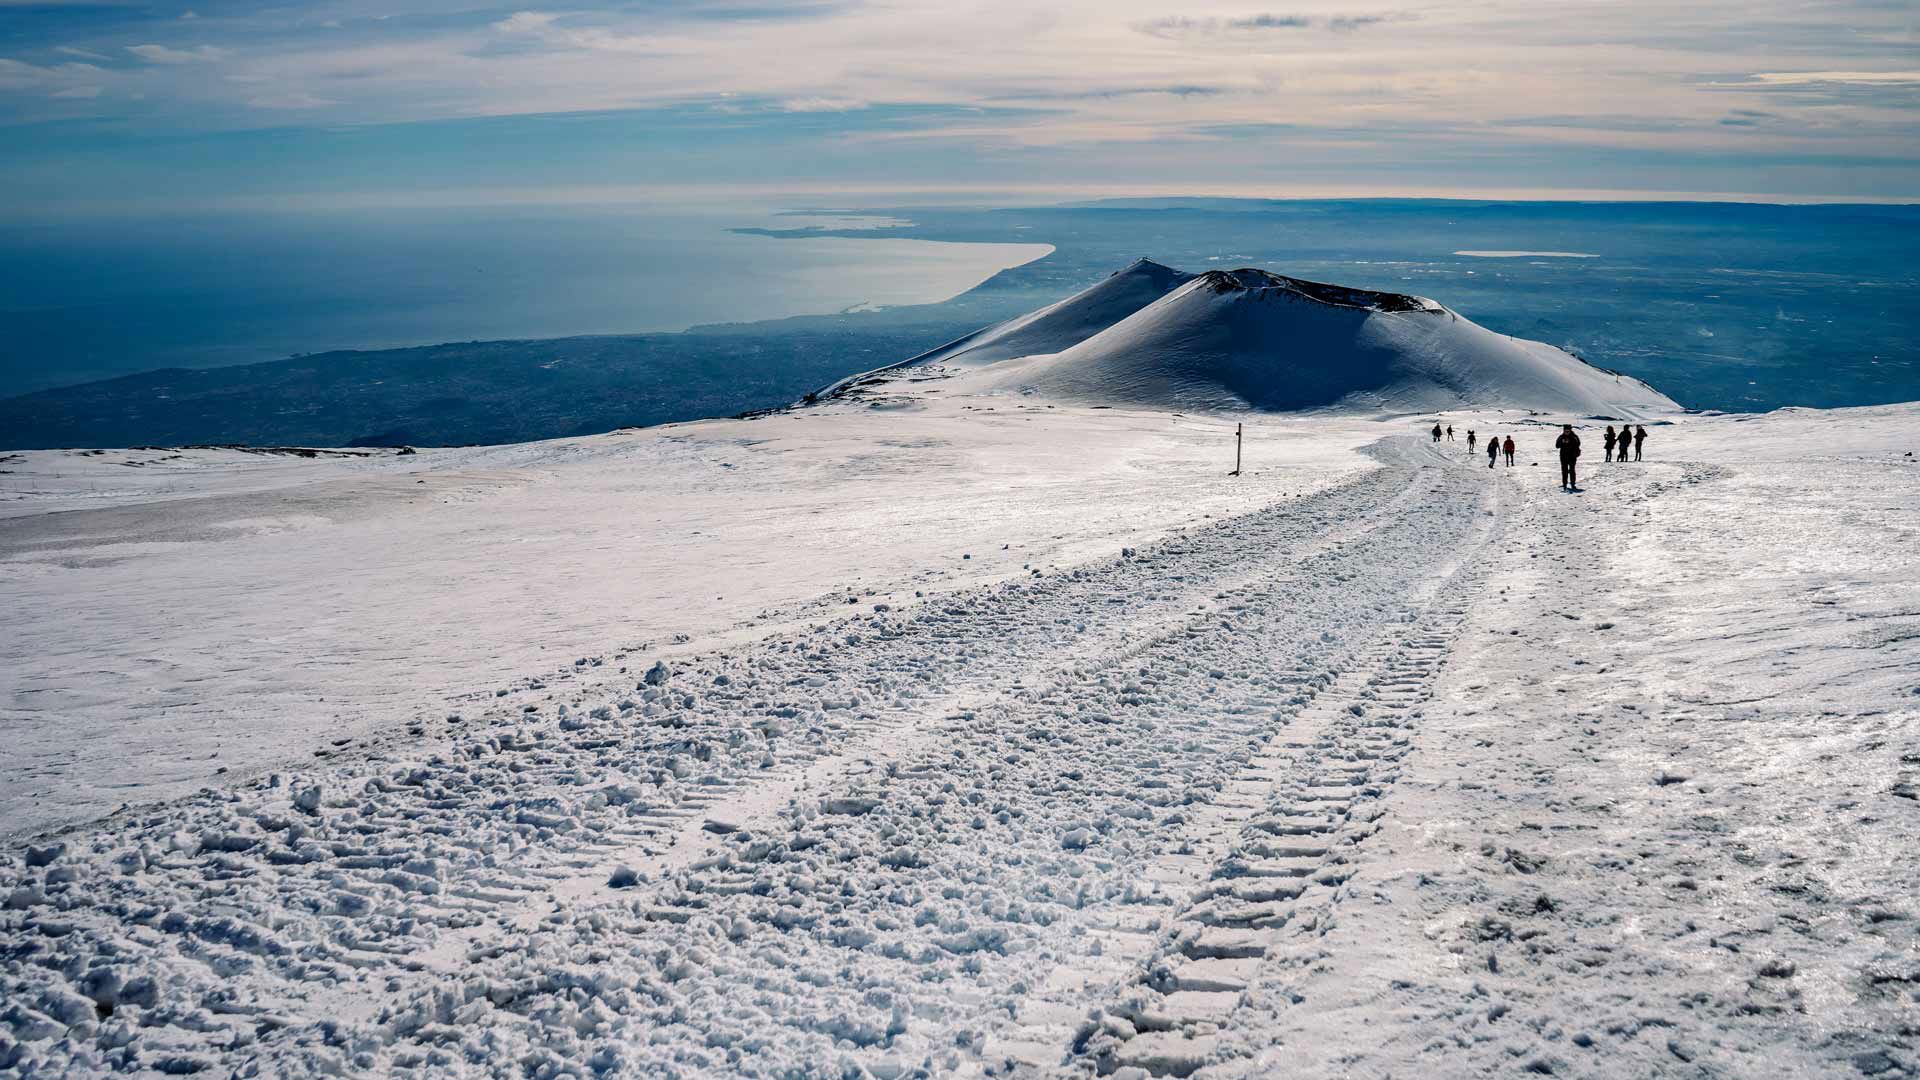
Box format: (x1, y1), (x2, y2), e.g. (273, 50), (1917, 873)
(4, 1), (1917, 216)
(4, 197), (1914, 425)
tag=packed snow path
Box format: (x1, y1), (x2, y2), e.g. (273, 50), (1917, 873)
(1210, 437), (1920, 1080)
(0, 434), (1489, 1077)
(3, 420), (1914, 1079)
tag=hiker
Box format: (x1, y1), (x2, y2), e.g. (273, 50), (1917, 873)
(1603, 425), (1618, 462)
(1432, 423), (1442, 443)
(1634, 425), (1647, 461)
(1555, 424), (1581, 490)
(1487, 438), (1499, 469)
(1447, 425), (1455, 441)
(1467, 430), (1477, 453)
(1503, 435), (1516, 466)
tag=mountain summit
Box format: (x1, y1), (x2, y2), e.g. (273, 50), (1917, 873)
(827, 259), (1676, 416)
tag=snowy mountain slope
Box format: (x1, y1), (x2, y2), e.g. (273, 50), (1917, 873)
(828, 262), (1677, 418)
(817, 257), (1193, 397)
(0, 404), (1375, 838)
(1, 402), (1913, 1080)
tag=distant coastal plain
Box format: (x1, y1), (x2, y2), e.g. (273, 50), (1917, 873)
(0, 208), (1051, 397)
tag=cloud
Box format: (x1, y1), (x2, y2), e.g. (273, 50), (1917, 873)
(1745, 70), (1920, 86)
(490, 10), (657, 54)
(245, 91), (337, 109)
(1328, 13), (1411, 32)
(4, 0), (1918, 206)
(1224, 14), (1311, 30)
(126, 43), (228, 64)
(0, 57), (105, 88)
(493, 11), (559, 34)
(1137, 14), (1305, 37)
(780, 96), (867, 112)
(1137, 11), (1413, 38)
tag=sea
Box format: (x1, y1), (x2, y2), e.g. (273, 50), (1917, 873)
(3, 198), (1916, 411)
(0, 207), (1051, 396)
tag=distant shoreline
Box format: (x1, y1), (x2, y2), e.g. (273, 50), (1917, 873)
(1453, 250), (1600, 259)
(0, 210), (1055, 399)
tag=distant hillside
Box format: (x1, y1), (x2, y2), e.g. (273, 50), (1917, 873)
(0, 248), (1080, 451)
(832, 260), (1678, 418)
(0, 318), (994, 450)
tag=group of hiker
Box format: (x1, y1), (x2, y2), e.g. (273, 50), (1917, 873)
(1429, 421), (1649, 491)
(1435, 424), (1515, 467)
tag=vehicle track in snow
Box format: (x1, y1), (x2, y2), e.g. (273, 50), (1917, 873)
(0, 434), (1504, 1079)
(985, 483), (1500, 1078)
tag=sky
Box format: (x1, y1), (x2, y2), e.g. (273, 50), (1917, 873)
(1, 0), (1917, 214)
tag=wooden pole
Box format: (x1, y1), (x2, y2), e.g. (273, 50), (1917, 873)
(1230, 423), (1243, 476)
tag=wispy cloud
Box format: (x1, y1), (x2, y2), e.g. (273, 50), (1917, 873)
(493, 11), (558, 34)
(0, 56), (104, 89)
(780, 96), (867, 112)
(1, 0), (1916, 205)
(245, 91), (337, 109)
(1328, 12), (1411, 32)
(489, 10), (658, 55)
(1137, 11), (1414, 38)
(1745, 70), (1920, 86)
(126, 43), (227, 64)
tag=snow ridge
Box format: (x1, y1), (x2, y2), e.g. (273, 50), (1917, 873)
(815, 258), (1193, 399)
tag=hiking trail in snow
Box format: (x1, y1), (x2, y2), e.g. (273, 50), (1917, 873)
(4, 406), (1915, 1080)
(1, 434), (1499, 1077)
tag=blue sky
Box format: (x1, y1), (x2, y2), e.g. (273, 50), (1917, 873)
(2, 0), (1916, 214)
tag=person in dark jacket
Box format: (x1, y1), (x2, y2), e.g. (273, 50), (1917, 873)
(1603, 425), (1617, 462)
(1503, 435), (1516, 466)
(1467, 430), (1477, 453)
(1432, 423), (1442, 443)
(1555, 425), (1581, 490)
(1487, 437), (1499, 469)
(1634, 425), (1647, 461)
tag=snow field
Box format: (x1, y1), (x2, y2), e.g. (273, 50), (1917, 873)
(1208, 409), (1920, 1078)
(0, 436), (1494, 1078)
(1, 402), (1365, 838)
(2, 401), (1914, 1078)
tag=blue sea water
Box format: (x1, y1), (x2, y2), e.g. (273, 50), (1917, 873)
(0, 207), (1050, 396)
(2, 199), (1915, 411)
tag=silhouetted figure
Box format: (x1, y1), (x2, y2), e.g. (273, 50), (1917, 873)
(1487, 438), (1499, 469)
(1467, 430), (1477, 453)
(1503, 435), (1516, 466)
(1447, 425), (1455, 441)
(1432, 423), (1442, 443)
(1603, 425), (1618, 462)
(1556, 424), (1581, 491)
(1634, 425), (1647, 461)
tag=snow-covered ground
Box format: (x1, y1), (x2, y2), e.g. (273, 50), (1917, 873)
(2, 388), (1914, 1078)
(0, 404), (1372, 839)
